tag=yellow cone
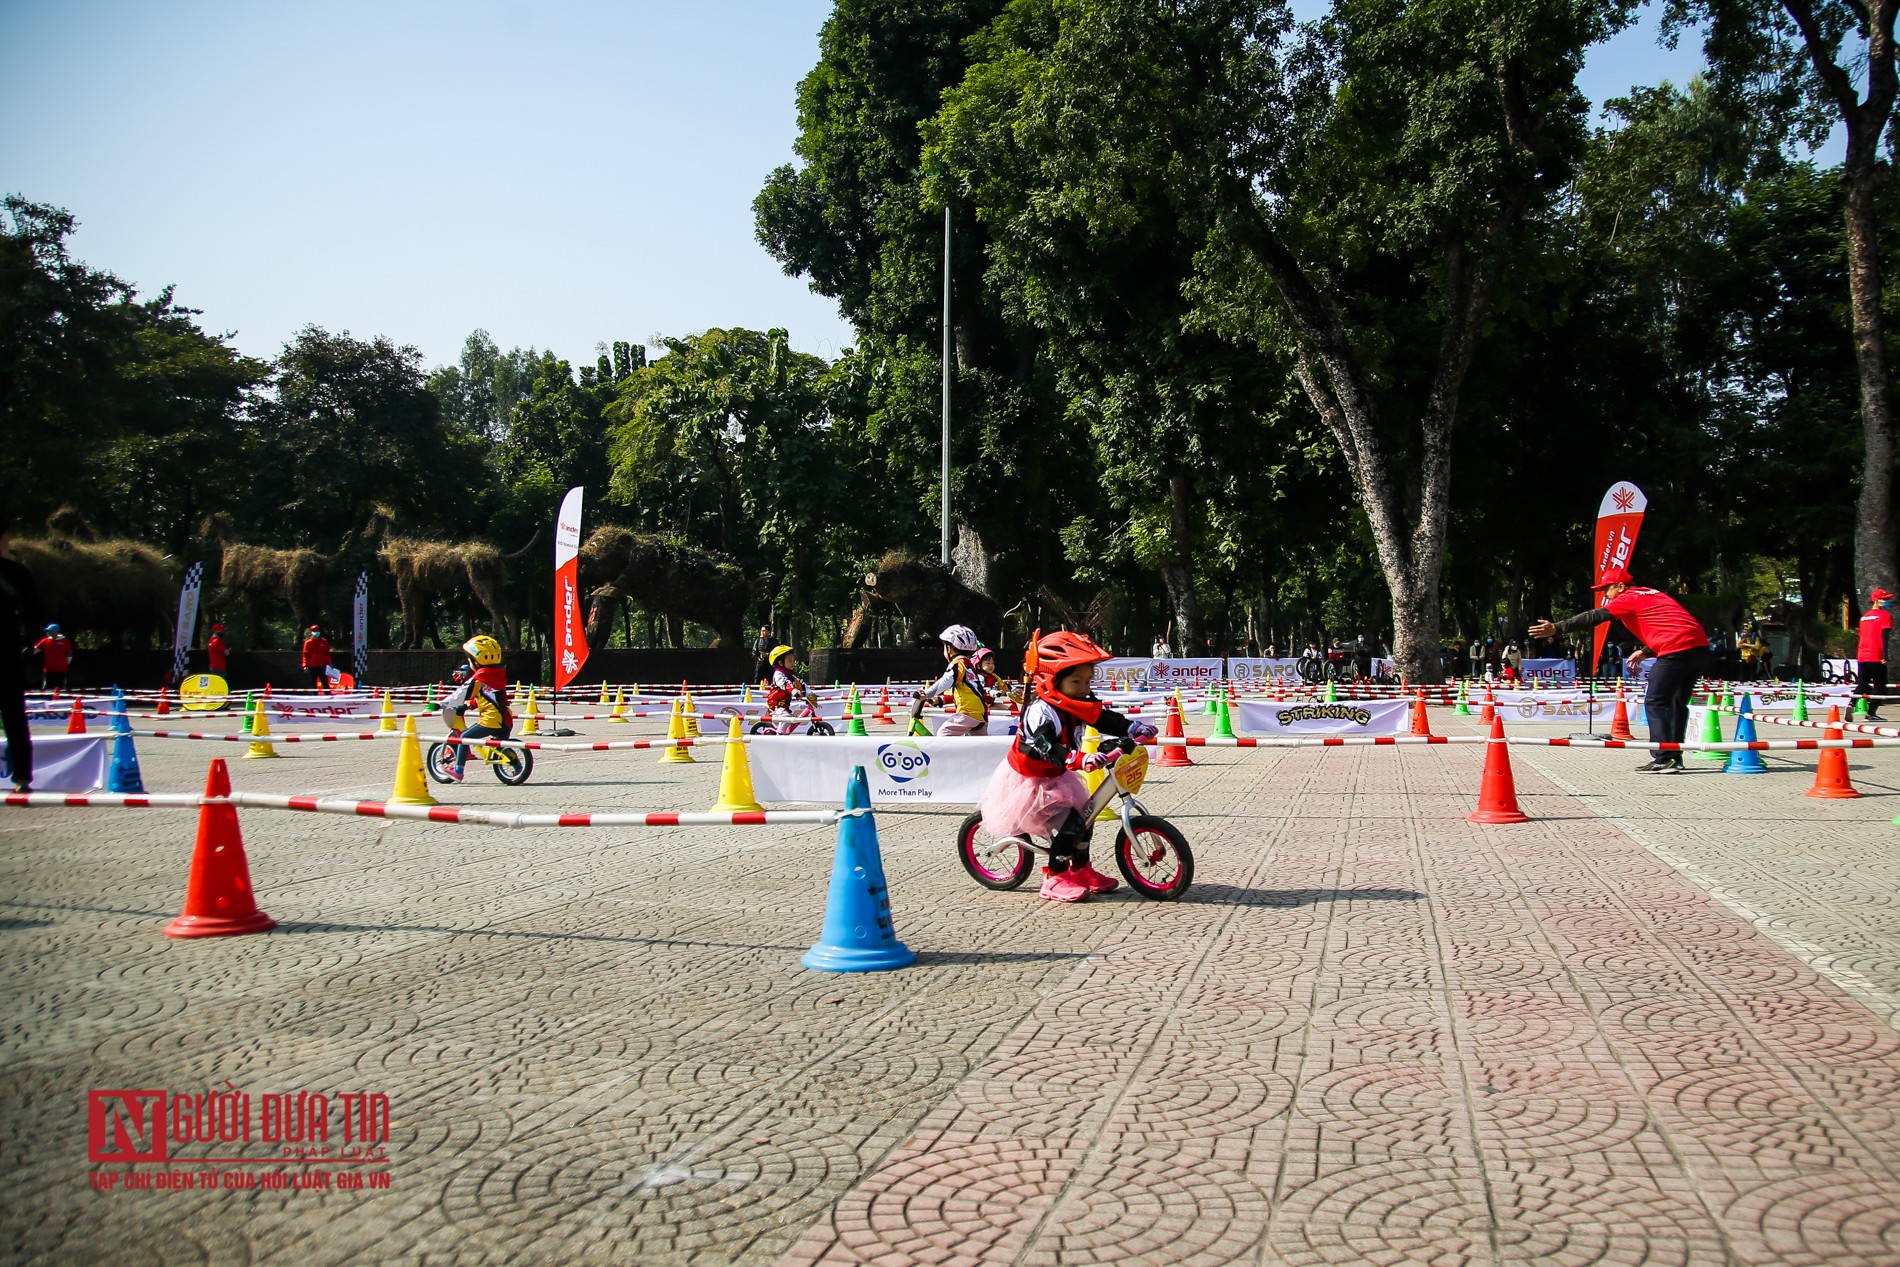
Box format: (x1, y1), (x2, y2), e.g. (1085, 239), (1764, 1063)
(610, 687), (628, 723)
(743, 684), (752, 704)
(520, 688), (540, 736)
(243, 697), (279, 759)
(660, 698), (695, 763)
(708, 715), (763, 812)
(683, 689), (700, 737)
(388, 715), (438, 805)
(597, 683), (611, 709)
(378, 690), (397, 733)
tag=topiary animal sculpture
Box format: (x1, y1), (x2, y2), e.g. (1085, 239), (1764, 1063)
(577, 527), (749, 649)
(197, 513), (349, 647)
(844, 550), (1002, 649)
(359, 507), (538, 649)
(4, 507), (177, 648)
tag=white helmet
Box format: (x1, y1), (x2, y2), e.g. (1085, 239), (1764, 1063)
(938, 624), (980, 652)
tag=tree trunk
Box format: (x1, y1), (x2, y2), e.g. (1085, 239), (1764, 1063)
(1845, 173), (1898, 602)
(1158, 474), (1203, 650)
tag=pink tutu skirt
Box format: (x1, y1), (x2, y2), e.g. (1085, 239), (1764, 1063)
(979, 762), (1089, 840)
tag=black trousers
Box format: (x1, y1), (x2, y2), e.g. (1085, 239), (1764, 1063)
(0, 658), (30, 787)
(1644, 648), (1708, 764)
(1856, 661), (1887, 717)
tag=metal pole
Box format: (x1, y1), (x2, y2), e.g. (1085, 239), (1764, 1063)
(941, 202), (952, 567)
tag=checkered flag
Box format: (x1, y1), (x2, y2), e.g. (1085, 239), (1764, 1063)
(352, 571), (370, 680)
(171, 562), (203, 682)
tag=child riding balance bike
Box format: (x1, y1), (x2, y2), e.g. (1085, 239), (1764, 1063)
(956, 629), (1192, 901)
(752, 645), (835, 736)
(429, 635), (532, 785)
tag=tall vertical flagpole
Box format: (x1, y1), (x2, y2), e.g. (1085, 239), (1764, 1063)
(941, 202), (952, 566)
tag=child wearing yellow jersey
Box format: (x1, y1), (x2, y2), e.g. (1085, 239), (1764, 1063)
(439, 635), (512, 781)
(921, 624), (991, 736)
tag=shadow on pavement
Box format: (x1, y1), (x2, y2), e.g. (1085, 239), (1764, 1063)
(1189, 885), (1425, 906)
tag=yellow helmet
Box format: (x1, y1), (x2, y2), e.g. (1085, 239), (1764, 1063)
(767, 645), (795, 667)
(462, 634), (504, 666)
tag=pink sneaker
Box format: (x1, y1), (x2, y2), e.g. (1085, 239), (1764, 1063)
(1071, 862), (1119, 894)
(1038, 868), (1091, 902)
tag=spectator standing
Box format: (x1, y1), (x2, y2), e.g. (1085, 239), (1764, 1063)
(1530, 566), (1709, 772)
(750, 625), (776, 682)
(0, 512), (40, 791)
(1151, 633), (1171, 658)
(33, 624), (73, 692)
(1856, 589), (1892, 720)
(207, 623), (229, 676)
(300, 625), (332, 690)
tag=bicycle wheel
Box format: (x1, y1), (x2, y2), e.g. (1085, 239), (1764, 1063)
(1113, 815), (1194, 900)
(808, 719), (835, 736)
(750, 721), (774, 735)
(425, 741), (458, 785)
(955, 812), (1035, 890)
(493, 746), (532, 786)
(1297, 658), (1323, 684)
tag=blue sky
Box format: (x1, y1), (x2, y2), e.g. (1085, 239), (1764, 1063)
(2, 1), (1705, 372)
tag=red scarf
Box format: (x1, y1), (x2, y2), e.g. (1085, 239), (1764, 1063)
(471, 665), (508, 692)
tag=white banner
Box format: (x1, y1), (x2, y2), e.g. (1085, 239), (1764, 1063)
(171, 562), (203, 681)
(263, 693), (382, 723)
(746, 735), (1012, 805)
(1228, 657), (1301, 683)
(1235, 698), (1410, 735)
(2, 734), (108, 791)
(1093, 657), (1223, 692)
(1502, 694), (1616, 724)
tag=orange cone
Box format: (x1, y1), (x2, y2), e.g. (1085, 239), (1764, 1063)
(1806, 706), (1861, 799)
(1466, 716), (1529, 824)
(1609, 683), (1634, 740)
(1480, 687), (1496, 724)
(66, 698), (86, 734)
(874, 684), (893, 725)
(1409, 689), (1432, 737)
(1157, 696), (1194, 767)
(165, 759), (276, 938)
(156, 688), (171, 716)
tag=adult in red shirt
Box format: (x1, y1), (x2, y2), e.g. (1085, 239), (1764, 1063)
(33, 624), (74, 693)
(1856, 588), (1892, 720)
(206, 623), (229, 675)
(300, 625), (332, 690)
(1530, 566), (1709, 773)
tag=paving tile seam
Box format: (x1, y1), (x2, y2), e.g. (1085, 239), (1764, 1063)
(1519, 751), (1900, 1032)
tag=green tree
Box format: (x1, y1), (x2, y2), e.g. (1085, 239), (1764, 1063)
(251, 327), (486, 548)
(1666, 0), (1900, 606)
(916, 0), (1638, 679)
(0, 197), (264, 546)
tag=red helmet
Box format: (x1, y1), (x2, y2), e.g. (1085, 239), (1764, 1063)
(1024, 628), (1110, 686)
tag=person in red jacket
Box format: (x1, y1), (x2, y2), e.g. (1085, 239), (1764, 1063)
(206, 623), (229, 676)
(300, 625), (332, 690)
(1530, 566), (1709, 773)
(33, 624), (73, 693)
(1855, 588), (1892, 720)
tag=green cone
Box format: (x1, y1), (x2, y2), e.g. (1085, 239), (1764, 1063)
(1325, 680), (1337, 704)
(847, 693), (868, 736)
(1212, 687), (1236, 739)
(1693, 692), (1727, 760)
(1792, 681), (1808, 723)
(1853, 693), (1869, 721)
(239, 690), (256, 734)
(1454, 681), (1470, 715)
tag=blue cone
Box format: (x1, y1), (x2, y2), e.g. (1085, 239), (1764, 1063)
(802, 765), (915, 972)
(1725, 694), (1767, 775)
(106, 694), (145, 793)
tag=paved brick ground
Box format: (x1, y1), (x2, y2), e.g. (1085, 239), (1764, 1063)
(3, 705), (1898, 1265)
